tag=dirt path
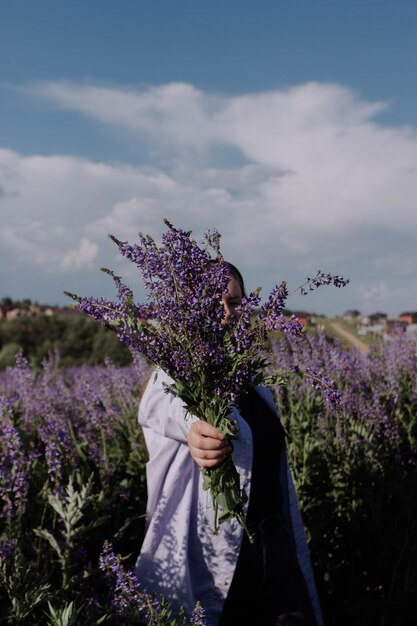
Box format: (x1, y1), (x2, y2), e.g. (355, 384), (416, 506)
(328, 321), (371, 354)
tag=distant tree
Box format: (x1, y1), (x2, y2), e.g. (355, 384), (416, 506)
(0, 297), (13, 313)
(0, 342), (21, 368)
(21, 298), (32, 309)
(91, 326), (132, 366)
(0, 313), (131, 369)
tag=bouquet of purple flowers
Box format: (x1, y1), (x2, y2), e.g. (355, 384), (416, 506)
(66, 219), (348, 539)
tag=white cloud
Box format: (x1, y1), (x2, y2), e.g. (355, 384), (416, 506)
(30, 80), (417, 237)
(61, 238), (98, 271)
(2, 80), (417, 314)
(32, 81), (224, 150)
(358, 281), (389, 305)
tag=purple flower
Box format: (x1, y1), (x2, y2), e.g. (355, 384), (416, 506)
(99, 540), (206, 624)
(303, 368), (343, 406)
(190, 601), (206, 626)
(99, 540), (159, 619)
(270, 328), (417, 461)
(259, 282), (289, 327)
(0, 398), (30, 519)
(0, 537), (14, 560)
(300, 270), (350, 295)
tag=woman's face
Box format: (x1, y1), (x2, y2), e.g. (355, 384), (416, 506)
(221, 275), (243, 323)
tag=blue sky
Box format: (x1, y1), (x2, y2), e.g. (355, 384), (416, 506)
(1, 0), (417, 315)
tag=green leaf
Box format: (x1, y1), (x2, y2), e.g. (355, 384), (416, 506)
(33, 528), (63, 559)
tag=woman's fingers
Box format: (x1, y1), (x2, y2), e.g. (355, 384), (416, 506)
(190, 420), (225, 440)
(188, 421), (227, 449)
(187, 420), (232, 468)
(188, 445), (229, 460)
(190, 456), (227, 469)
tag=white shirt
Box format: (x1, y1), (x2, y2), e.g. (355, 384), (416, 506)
(135, 368), (324, 626)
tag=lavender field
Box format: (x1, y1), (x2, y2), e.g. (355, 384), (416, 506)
(0, 332), (416, 625)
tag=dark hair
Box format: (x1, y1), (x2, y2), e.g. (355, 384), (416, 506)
(208, 259), (246, 298)
(225, 262), (246, 298)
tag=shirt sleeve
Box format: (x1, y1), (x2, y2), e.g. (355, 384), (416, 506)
(138, 368), (199, 443)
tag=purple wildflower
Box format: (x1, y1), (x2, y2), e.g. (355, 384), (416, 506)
(259, 282), (289, 327)
(304, 368), (343, 406)
(0, 537), (14, 561)
(258, 281), (305, 336)
(270, 328), (417, 461)
(300, 270), (350, 295)
(190, 601), (206, 626)
(99, 540), (159, 620)
(0, 398), (30, 519)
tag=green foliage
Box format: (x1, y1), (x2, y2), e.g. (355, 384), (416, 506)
(0, 549), (51, 624)
(45, 600), (106, 626)
(0, 361), (149, 625)
(0, 314), (132, 369)
(2, 336), (416, 625)
(0, 342), (21, 369)
(276, 371), (417, 625)
(34, 473), (108, 591)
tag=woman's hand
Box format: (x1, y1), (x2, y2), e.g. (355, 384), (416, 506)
(187, 420), (232, 469)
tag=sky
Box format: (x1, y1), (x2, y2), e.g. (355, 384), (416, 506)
(1, 0), (417, 317)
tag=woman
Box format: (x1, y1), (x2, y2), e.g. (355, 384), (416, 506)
(135, 266), (323, 626)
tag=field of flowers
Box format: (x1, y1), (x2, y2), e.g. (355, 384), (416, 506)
(0, 332), (416, 625)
